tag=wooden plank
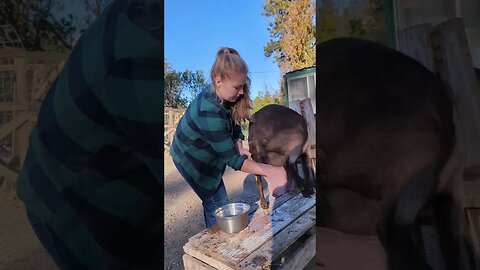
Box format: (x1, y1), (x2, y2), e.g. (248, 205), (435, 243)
(300, 98), (316, 179)
(0, 103), (28, 111)
(397, 23), (436, 72)
(185, 193), (315, 268)
(0, 112), (29, 141)
(277, 230), (316, 270)
(164, 108), (185, 148)
(288, 99), (316, 178)
(184, 243), (235, 270)
(183, 253), (218, 270)
(464, 181), (480, 208)
(429, 18), (480, 269)
(25, 51), (68, 63)
(13, 57), (30, 169)
(466, 208), (480, 270)
(267, 189), (301, 208)
(0, 48), (26, 58)
(29, 64), (47, 100)
(431, 18), (480, 168)
(0, 164), (18, 182)
(238, 207), (316, 269)
(15, 57), (27, 102)
(17, 122), (32, 168)
(300, 98), (316, 149)
(0, 65), (16, 71)
(0, 164), (18, 193)
(249, 189), (301, 220)
(32, 62), (64, 101)
(465, 166), (480, 180)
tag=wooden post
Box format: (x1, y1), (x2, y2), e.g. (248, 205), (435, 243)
(300, 98), (316, 152)
(397, 18), (480, 268)
(430, 18), (480, 269)
(398, 23), (436, 72)
(14, 56), (30, 172)
(300, 98), (316, 176)
(168, 109), (174, 145)
(289, 99), (316, 178)
(431, 18), (480, 170)
(164, 108), (186, 156)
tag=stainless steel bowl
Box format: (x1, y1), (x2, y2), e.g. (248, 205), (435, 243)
(214, 203), (250, 233)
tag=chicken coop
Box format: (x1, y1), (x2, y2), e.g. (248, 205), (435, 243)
(284, 66), (316, 114)
(0, 24), (67, 200)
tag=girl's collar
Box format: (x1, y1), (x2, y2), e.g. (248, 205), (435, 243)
(203, 85), (232, 110)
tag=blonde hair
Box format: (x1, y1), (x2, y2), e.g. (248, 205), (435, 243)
(210, 47), (252, 123)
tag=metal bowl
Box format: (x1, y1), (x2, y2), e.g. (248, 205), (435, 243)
(214, 203), (250, 233)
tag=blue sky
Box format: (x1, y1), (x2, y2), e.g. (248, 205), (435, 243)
(165, 1), (282, 99)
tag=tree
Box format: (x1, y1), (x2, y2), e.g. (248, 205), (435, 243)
(263, 0), (291, 70)
(278, 77), (286, 105)
(263, 0), (316, 74)
(180, 70), (208, 103)
(362, 0), (386, 43)
(317, 0), (387, 45)
(0, 0), (117, 52)
(82, 0), (113, 28)
(164, 60), (209, 108)
(252, 87), (282, 113)
(317, 0), (340, 42)
(164, 59), (186, 108)
(281, 0), (316, 72)
(0, 0), (76, 52)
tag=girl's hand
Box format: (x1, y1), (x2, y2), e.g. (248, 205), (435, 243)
(238, 147), (252, 160)
(235, 139), (252, 159)
(263, 165), (288, 197)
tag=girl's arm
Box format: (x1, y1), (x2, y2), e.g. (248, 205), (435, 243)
(235, 139), (252, 159)
(240, 159), (288, 197)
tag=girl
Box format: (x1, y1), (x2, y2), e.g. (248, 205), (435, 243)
(170, 47), (288, 228)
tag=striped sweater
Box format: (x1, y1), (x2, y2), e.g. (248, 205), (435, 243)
(16, 0), (163, 269)
(170, 85), (246, 197)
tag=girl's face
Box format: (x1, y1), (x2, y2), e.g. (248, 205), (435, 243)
(215, 72), (247, 103)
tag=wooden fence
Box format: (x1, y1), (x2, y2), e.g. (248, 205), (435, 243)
(164, 107), (185, 154)
(0, 48), (66, 200)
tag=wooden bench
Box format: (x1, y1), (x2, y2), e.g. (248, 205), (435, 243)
(183, 190), (316, 269)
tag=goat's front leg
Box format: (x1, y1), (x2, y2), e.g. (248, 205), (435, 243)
(256, 174), (269, 209)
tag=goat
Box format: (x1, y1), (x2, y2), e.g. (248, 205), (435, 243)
(315, 38), (463, 270)
(248, 104), (315, 209)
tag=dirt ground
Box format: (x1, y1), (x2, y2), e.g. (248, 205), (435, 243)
(0, 196), (57, 270)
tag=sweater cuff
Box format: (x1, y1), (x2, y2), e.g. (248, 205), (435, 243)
(230, 154), (247, 171)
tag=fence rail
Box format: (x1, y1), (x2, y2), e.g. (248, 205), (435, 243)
(164, 107), (185, 152)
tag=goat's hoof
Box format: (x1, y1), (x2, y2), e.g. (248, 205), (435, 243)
(302, 188), (315, 197)
(260, 201), (269, 209)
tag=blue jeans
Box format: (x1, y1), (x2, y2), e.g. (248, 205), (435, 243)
(173, 160), (228, 228)
(200, 181), (228, 228)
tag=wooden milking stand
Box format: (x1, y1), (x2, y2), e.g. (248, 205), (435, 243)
(182, 98), (316, 270)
